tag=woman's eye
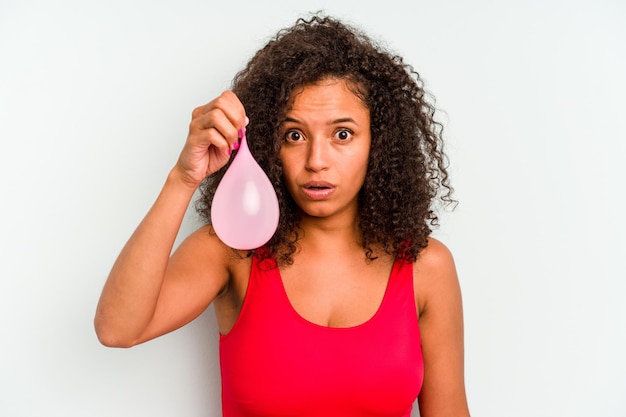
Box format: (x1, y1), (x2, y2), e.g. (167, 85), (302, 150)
(335, 129), (353, 141)
(285, 131), (303, 142)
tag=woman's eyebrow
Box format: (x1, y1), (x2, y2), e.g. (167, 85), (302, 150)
(281, 116), (359, 125)
(282, 117), (301, 124)
(329, 117), (358, 125)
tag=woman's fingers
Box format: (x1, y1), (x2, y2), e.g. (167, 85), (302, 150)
(192, 92), (246, 150)
(175, 91), (248, 186)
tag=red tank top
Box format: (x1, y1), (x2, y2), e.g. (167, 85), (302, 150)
(219, 252), (424, 417)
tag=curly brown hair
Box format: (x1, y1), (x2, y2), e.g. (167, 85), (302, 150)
(196, 14), (454, 265)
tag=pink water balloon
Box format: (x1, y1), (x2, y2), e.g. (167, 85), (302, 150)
(211, 128), (280, 250)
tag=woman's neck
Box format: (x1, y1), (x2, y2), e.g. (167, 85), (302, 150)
(295, 210), (363, 255)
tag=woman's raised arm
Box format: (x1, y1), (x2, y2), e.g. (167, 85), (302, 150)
(94, 91), (247, 347)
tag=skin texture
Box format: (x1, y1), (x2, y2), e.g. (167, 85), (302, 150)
(95, 16), (470, 417)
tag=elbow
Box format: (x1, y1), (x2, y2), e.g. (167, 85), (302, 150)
(94, 316), (138, 349)
(95, 332), (134, 349)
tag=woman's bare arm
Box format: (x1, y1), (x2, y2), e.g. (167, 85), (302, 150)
(94, 92), (247, 347)
(415, 238), (471, 417)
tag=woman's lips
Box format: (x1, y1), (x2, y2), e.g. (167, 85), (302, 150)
(302, 181), (335, 200)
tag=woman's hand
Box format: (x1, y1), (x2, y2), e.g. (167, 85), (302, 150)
(174, 91), (248, 188)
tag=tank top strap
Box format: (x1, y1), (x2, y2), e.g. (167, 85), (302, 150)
(384, 257), (416, 309)
(248, 249), (281, 297)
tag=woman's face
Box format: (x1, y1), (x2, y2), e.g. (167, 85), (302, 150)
(279, 78), (371, 222)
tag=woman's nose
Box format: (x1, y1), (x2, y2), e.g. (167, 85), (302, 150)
(305, 138), (330, 172)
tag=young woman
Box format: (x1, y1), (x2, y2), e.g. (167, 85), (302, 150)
(95, 15), (470, 417)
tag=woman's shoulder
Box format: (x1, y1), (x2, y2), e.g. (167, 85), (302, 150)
(412, 237), (460, 313)
(414, 237), (456, 272)
(174, 224), (249, 271)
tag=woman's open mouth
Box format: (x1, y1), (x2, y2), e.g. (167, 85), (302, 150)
(302, 181), (335, 200)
